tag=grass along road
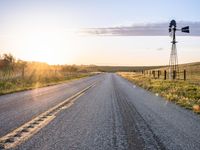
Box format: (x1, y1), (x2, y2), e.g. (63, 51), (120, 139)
(118, 72), (200, 113)
(0, 73), (96, 95)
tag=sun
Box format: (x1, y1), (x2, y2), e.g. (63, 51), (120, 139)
(15, 27), (79, 64)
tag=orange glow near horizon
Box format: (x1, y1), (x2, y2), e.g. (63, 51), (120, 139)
(1, 23), (200, 66)
(2, 25), (81, 64)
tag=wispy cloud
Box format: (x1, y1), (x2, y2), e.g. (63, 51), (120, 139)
(82, 21), (200, 36)
(156, 47), (164, 51)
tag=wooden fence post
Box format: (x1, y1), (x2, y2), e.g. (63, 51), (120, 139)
(173, 70), (176, 80)
(164, 70), (167, 80)
(184, 70), (186, 80)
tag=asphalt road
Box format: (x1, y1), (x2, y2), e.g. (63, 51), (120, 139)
(1, 73), (200, 150)
(0, 74), (103, 137)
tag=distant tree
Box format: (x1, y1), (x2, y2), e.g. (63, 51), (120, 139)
(0, 53), (15, 75)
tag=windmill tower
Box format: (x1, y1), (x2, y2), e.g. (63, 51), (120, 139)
(168, 20), (189, 79)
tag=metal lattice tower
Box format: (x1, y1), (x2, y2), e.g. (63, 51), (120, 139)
(168, 20), (189, 79)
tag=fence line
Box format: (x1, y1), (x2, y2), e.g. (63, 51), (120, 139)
(141, 69), (187, 80)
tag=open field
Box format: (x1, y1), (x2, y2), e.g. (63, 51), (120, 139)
(91, 65), (165, 72)
(118, 62), (200, 113)
(0, 54), (99, 95)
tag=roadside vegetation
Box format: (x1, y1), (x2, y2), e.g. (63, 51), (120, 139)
(0, 53), (99, 95)
(118, 62), (200, 114)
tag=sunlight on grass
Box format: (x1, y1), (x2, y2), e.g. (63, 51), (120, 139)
(118, 72), (200, 113)
(0, 53), (98, 95)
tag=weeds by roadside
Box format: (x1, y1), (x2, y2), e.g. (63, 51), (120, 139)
(118, 72), (200, 114)
(0, 73), (94, 95)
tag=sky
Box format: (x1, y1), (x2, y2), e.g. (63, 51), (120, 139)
(0, 0), (200, 66)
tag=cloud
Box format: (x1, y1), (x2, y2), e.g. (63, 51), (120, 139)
(156, 48), (164, 51)
(82, 21), (200, 36)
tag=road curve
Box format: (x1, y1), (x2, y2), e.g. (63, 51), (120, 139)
(1, 73), (200, 150)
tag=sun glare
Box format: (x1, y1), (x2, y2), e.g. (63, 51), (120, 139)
(10, 26), (80, 64)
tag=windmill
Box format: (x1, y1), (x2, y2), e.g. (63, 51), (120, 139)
(168, 20), (189, 79)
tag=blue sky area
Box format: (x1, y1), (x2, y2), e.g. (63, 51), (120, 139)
(0, 0), (200, 27)
(0, 0), (199, 65)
